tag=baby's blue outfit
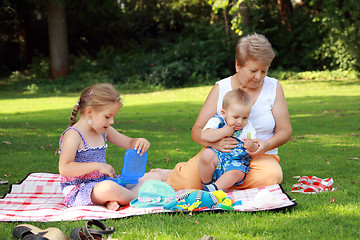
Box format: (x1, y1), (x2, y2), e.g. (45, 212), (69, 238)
(209, 115), (252, 185)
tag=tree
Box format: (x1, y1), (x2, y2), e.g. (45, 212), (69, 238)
(46, 0), (69, 78)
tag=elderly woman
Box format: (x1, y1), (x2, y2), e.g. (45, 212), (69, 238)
(159, 33), (292, 190)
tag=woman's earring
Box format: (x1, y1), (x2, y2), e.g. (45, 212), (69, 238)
(88, 119), (92, 125)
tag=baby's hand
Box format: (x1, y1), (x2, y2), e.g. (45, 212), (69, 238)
(97, 163), (116, 178)
(222, 125), (235, 137)
(244, 138), (258, 152)
(134, 138), (150, 156)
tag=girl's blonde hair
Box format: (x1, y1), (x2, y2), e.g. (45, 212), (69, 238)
(222, 88), (252, 110)
(235, 33), (275, 67)
(70, 83), (122, 126)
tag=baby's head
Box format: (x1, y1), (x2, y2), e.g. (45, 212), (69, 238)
(70, 83), (122, 126)
(221, 88), (253, 130)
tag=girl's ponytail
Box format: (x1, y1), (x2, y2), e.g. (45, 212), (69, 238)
(70, 103), (80, 126)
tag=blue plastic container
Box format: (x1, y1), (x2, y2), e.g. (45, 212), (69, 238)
(104, 149), (148, 186)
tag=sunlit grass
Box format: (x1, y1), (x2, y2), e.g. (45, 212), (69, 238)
(0, 77), (359, 239)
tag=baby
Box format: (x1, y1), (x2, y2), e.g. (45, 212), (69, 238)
(199, 88), (259, 191)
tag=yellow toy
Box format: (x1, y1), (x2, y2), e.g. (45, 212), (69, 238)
(212, 190), (235, 210)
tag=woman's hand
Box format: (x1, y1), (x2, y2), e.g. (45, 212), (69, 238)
(245, 138), (270, 156)
(134, 138), (150, 156)
(210, 137), (238, 152)
(97, 162), (116, 178)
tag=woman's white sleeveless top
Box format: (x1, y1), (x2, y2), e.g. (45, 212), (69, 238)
(216, 76), (278, 154)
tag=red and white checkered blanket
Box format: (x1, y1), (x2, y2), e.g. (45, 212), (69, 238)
(0, 173), (296, 222)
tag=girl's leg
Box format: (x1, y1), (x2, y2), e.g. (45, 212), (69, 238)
(91, 180), (136, 211)
(149, 169), (172, 182)
(127, 170), (166, 194)
(198, 148), (218, 184)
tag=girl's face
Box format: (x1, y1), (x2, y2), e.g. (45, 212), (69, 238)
(221, 102), (251, 130)
(90, 102), (122, 133)
(236, 59), (269, 89)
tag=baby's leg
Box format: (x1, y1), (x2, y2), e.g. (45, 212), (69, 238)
(215, 170), (245, 191)
(91, 180), (137, 211)
(198, 149), (219, 184)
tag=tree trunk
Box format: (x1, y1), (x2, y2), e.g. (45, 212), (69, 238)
(239, 1), (250, 26)
(46, 0), (69, 78)
(277, 0), (293, 30)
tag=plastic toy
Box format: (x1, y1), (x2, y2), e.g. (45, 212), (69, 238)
(212, 190), (236, 210)
(163, 190), (218, 211)
(163, 189), (241, 211)
(103, 149), (148, 186)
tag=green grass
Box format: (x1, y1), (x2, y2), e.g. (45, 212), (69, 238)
(0, 78), (359, 239)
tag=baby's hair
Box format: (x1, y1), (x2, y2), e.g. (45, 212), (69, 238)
(70, 83), (122, 126)
(222, 88), (252, 110)
(235, 33), (275, 67)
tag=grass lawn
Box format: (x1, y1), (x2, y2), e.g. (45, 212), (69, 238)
(0, 77), (359, 239)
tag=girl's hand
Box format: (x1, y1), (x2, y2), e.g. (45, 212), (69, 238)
(97, 162), (116, 178)
(210, 137), (238, 153)
(245, 138), (270, 156)
(134, 138), (150, 156)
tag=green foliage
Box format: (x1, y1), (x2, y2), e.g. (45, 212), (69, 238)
(2, 23), (233, 92)
(269, 69), (360, 81)
(208, 0), (360, 71)
(108, 23), (234, 88)
(315, 0), (360, 70)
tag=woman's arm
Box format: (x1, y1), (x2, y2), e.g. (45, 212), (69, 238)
(106, 126), (150, 155)
(59, 130), (116, 177)
(247, 81), (292, 156)
(191, 84), (238, 152)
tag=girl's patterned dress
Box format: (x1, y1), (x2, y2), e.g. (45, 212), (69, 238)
(59, 127), (107, 207)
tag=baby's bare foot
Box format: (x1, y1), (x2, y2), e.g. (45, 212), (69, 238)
(105, 201), (120, 211)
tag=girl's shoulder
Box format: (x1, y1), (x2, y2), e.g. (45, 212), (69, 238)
(60, 127), (84, 145)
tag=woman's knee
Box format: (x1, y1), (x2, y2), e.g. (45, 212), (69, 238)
(254, 158), (283, 185)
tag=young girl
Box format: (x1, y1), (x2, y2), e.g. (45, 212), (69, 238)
(59, 83), (158, 211)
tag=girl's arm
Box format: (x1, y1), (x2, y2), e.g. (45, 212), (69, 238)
(191, 84), (238, 152)
(58, 130), (116, 177)
(106, 126), (150, 155)
(246, 81), (292, 156)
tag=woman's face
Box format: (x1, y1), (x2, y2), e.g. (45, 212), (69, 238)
(236, 59), (269, 89)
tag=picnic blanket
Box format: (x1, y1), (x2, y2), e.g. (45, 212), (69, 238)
(0, 173), (297, 222)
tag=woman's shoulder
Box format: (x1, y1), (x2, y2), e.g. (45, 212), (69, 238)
(216, 76), (231, 86)
(264, 76), (278, 85)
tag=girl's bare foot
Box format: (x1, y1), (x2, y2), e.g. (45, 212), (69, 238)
(105, 201), (120, 211)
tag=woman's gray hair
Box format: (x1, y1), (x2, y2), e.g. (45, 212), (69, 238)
(235, 33), (275, 67)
